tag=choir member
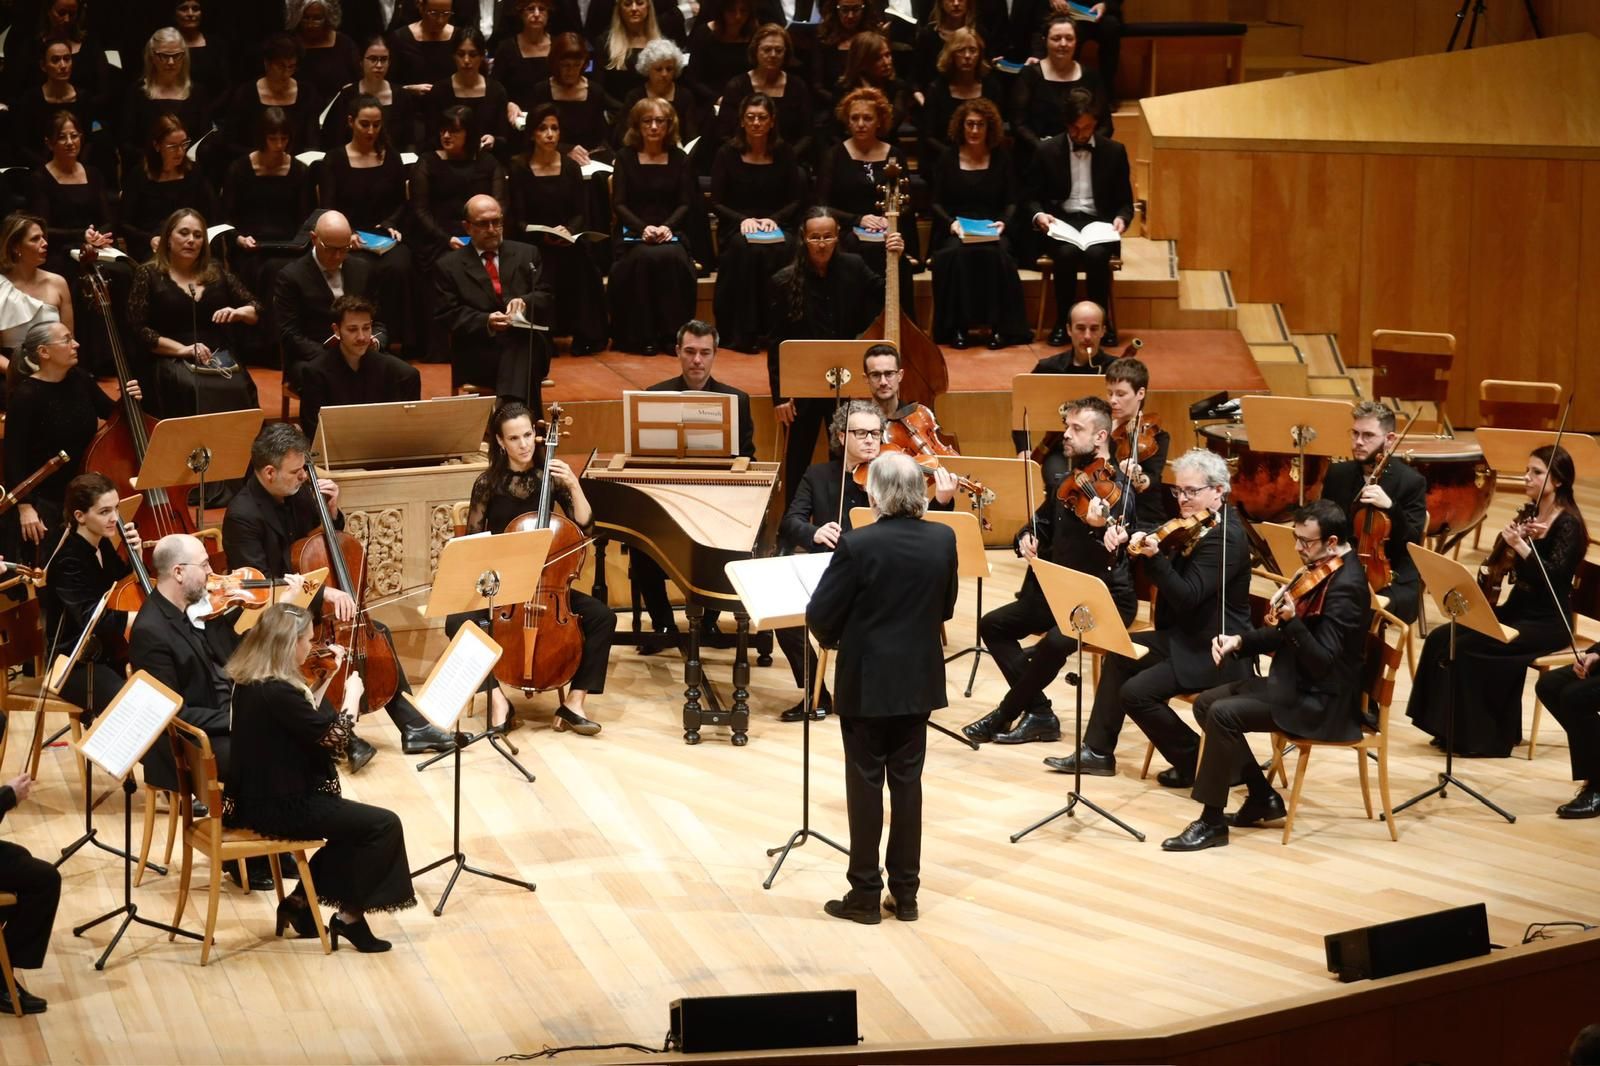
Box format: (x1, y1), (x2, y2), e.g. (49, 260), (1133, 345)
(608, 98), (697, 355)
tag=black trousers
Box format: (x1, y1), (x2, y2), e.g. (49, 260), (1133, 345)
(1379, 571), (1421, 626)
(1535, 664), (1600, 784)
(143, 702), (232, 794)
(631, 553), (721, 634)
(781, 399), (833, 506)
(445, 590), (616, 696)
(0, 840), (61, 969)
(371, 620), (427, 731)
(1189, 678), (1283, 808)
(1045, 212), (1118, 325)
(839, 713), (928, 899)
(978, 594), (1064, 718)
(1084, 631), (1201, 771)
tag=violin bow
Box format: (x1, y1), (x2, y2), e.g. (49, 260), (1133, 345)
(836, 422), (851, 535)
(1023, 408), (1037, 545)
(1514, 398), (1584, 668)
(1117, 394), (1146, 530)
(1219, 492), (1229, 640)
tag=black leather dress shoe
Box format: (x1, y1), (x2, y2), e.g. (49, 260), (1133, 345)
(987, 331), (1003, 350)
(228, 863), (277, 892)
(0, 982), (47, 1014)
(884, 895), (918, 921)
(780, 696), (831, 722)
(1043, 747), (1116, 776)
(951, 330), (969, 350)
(1226, 790), (1287, 828)
(1156, 766), (1194, 789)
(993, 711), (1061, 745)
(637, 627), (681, 656)
(401, 723), (457, 754)
(1048, 324), (1068, 347)
(960, 709), (1017, 744)
(1161, 819), (1229, 852)
(1557, 787), (1600, 819)
(823, 894), (882, 925)
(346, 735), (377, 773)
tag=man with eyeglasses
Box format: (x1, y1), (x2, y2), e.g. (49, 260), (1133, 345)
(435, 193), (553, 409)
(1162, 497), (1371, 852)
(274, 210), (392, 390)
(1044, 448), (1252, 783)
(961, 395), (1137, 745)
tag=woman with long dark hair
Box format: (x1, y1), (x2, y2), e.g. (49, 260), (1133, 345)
(421, 26), (510, 153)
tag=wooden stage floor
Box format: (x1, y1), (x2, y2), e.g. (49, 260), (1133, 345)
(3, 483), (1598, 1064)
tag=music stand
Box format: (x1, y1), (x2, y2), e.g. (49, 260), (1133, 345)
(1475, 428), (1600, 485)
(1010, 373), (1094, 440)
(1238, 396), (1352, 507)
(70, 671), (201, 969)
(407, 619), (537, 915)
(1258, 522), (1305, 579)
(1388, 544), (1517, 824)
(776, 340), (877, 494)
(414, 529), (552, 780)
(725, 552), (848, 889)
(135, 410), (264, 528)
(1011, 558), (1149, 844)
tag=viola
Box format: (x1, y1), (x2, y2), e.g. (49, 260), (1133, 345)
(874, 407), (996, 527)
(1349, 411), (1417, 593)
(1142, 509), (1218, 556)
(1267, 555), (1344, 626)
(200, 567), (293, 620)
(1477, 501), (1537, 603)
(492, 404), (590, 694)
(1112, 413), (1161, 465)
(1056, 457), (1124, 522)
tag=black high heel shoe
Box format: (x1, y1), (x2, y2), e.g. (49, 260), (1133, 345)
(275, 891), (319, 939)
(329, 914), (392, 953)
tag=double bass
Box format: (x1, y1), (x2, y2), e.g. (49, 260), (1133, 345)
(862, 160), (947, 410)
(492, 404), (589, 693)
(78, 247), (196, 546)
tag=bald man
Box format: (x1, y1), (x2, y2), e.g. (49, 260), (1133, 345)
(434, 193), (553, 410)
(1011, 300), (1116, 495)
(274, 210), (392, 388)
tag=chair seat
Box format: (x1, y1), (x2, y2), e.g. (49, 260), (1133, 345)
(186, 820), (322, 860)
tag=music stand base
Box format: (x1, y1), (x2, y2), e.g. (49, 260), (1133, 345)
(762, 828), (850, 890)
(56, 762), (165, 875)
(411, 734), (537, 915)
(1387, 772), (1515, 823)
(762, 654), (848, 889)
(928, 718), (979, 751)
(1011, 792), (1147, 843)
(416, 725), (535, 782)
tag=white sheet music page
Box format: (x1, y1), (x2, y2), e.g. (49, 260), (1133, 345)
(78, 675), (180, 780)
(415, 628), (503, 730)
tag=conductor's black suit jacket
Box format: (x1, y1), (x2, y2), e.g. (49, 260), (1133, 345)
(806, 516), (959, 718)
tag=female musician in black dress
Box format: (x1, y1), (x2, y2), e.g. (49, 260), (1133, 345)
(290, 0), (364, 106)
(1407, 445), (1588, 757)
(120, 29), (212, 186)
(446, 402), (615, 737)
(411, 105), (508, 266)
(222, 33), (321, 165)
(1008, 16), (1109, 163)
(714, 24), (812, 164)
(42, 474), (142, 723)
(420, 27), (511, 154)
(816, 86), (917, 315)
(608, 97), (697, 354)
(120, 114), (219, 261)
(221, 107), (316, 346)
(127, 208), (262, 417)
(224, 604), (414, 953)
(320, 36), (420, 151)
(918, 28), (1004, 166)
(505, 104), (609, 353)
(29, 113), (119, 283)
(495, 0), (555, 121)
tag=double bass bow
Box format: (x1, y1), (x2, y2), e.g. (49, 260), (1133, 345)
(862, 160), (948, 409)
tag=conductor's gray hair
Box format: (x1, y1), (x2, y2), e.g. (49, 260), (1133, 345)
(868, 452), (927, 519)
(1170, 447), (1230, 495)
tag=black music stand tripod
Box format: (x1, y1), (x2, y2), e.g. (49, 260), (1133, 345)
(764, 640), (849, 888)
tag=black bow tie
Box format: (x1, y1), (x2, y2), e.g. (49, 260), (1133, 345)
(1071, 141), (1093, 153)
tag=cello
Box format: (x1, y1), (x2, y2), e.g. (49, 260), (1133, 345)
(289, 453), (401, 715)
(861, 160), (948, 410)
(77, 247), (196, 546)
(492, 404), (589, 694)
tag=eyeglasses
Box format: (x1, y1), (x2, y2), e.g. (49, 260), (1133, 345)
(469, 218), (505, 228)
(155, 51), (184, 61)
(845, 428), (881, 441)
(804, 235), (838, 245)
(1169, 485), (1214, 500)
(756, 44), (785, 55)
(161, 140), (190, 151)
(640, 116), (668, 126)
(177, 557), (213, 572)
(1292, 535), (1327, 549)
(316, 238), (355, 252)
(865, 369), (899, 380)
(364, 54), (391, 63)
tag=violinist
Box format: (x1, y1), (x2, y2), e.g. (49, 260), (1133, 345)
(1047, 449), (1251, 785)
(447, 402), (615, 737)
(1320, 401), (1427, 624)
(1162, 499), (1371, 852)
(1407, 445), (1587, 759)
(1104, 355), (1169, 526)
(1533, 640), (1600, 819)
(961, 396), (1135, 746)
(40, 474), (142, 725)
(776, 401), (956, 722)
(222, 423), (458, 769)
(1007, 301), (1114, 495)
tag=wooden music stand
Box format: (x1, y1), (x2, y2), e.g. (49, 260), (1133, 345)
(776, 340), (877, 402)
(622, 390), (739, 459)
(1389, 544), (1518, 825)
(135, 410), (264, 528)
(316, 395), (495, 468)
(1474, 428), (1600, 485)
(927, 454), (1045, 549)
(1010, 373), (1098, 433)
(1258, 522), (1305, 578)
(1239, 396), (1352, 507)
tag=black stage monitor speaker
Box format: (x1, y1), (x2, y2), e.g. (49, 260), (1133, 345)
(1325, 902), (1491, 982)
(669, 989), (858, 1053)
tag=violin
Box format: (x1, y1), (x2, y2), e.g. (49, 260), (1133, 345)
(199, 567), (293, 620)
(1349, 412), (1417, 593)
(871, 407), (996, 528)
(1267, 555), (1344, 626)
(1140, 509), (1218, 556)
(1056, 457), (1124, 521)
(1112, 413), (1161, 465)
(1477, 501), (1537, 603)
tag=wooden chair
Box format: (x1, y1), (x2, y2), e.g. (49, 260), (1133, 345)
(168, 719), (331, 965)
(0, 595), (89, 786)
(1479, 379), (1561, 431)
(0, 892), (20, 1017)
(134, 784), (181, 888)
(1370, 330), (1455, 437)
(1526, 557), (1600, 760)
(1034, 252), (1123, 340)
(1268, 607), (1407, 845)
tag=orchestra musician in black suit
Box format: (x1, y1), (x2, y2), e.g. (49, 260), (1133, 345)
(1047, 448), (1252, 785)
(433, 193), (553, 409)
(1103, 355), (1171, 527)
(808, 451), (959, 925)
(1010, 299), (1114, 495)
(221, 423), (457, 770)
(274, 211), (393, 391)
(1318, 401), (1428, 625)
(633, 320), (756, 653)
(297, 294), (422, 439)
(1163, 498), (1373, 852)
(1027, 86), (1132, 347)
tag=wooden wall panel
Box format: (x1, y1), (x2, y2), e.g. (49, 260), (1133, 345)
(1148, 149), (1255, 279)
(1273, 0), (1572, 62)
(1130, 0), (1228, 20)
(1244, 152), (1363, 337)
(1340, 0), (1419, 63)
(1574, 162), (1600, 429)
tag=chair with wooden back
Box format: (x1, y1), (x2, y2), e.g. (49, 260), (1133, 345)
(167, 719), (331, 965)
(0, 594), (89, 787)
(0, 892), (20, 1016)
(1267, 606), (1406, 844)
(1370, 330), (1455, 437)
(1479, 379), (1561, 431)
(1526, 555), (1600, 761)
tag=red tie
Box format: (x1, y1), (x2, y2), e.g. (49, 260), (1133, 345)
(482, 251), (502, 297)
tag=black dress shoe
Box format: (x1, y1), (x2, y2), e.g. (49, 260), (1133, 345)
(987, 331), (1003, 350)
(1156, 766), (1195, 789)
(0, 982), (47, 1014)
(951, 330), (969, 350)
(637, 626), (681, 655)
(960, 709), (1017, 744)
(884, 895), (918, 921)
(1042, 747), (1116, 776)
(401, 723), (457, 754)
(228, 863), (277, 892)
(993, 711), (1061, 745)
(1226, 790), (1287, 828)
(1161, 819), (1229, 852)
(346, 735), (377, 773)
(275, 892), (319, 939)
(779, 696), (831, 722)
(823, 893), (882, 925)
(1048, 324), (1068, 347)
(1557, 787), (1600, 819)
(553, 705), (602, 736)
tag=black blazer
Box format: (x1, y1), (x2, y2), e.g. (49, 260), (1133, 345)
(1320, 457), (1428, 591)
(224, 679), (341, 815)
(1235, 554), (1373, 743)
(433, 239), (554, 372)
(647, 374), (755, 459)
(1025, 134), (1134, 230)
(222, 474), (341, 590)
(1141, 509), (1253, 690)
(807, 516), (959, 717)
(273, 249), (390, 381)
(128, 591), (240, 788)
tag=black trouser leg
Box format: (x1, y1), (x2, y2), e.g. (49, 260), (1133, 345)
(1380, 572), (1422, 626)
(996, 627), (1077, 718)
(568, 589), (617, 694)
(839, 715), (925, 897)
(631, 553), (676, 632)
(1537, 665), (1600, 783)
(0, 841), (61, 969)
(776, 625), (819, 691)
(371, 620), (425, 730)
(882, 714), (929, 900)
(977, 594), (1057, 697)
(781, 399), (832, 505)
(1190, 682), (1281, 809)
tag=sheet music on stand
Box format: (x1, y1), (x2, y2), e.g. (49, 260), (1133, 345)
(623, 390), (741, 459)
(75, 672), (183, 781)
(413, 622), (504, 732)
(725, 552), (835, 630)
